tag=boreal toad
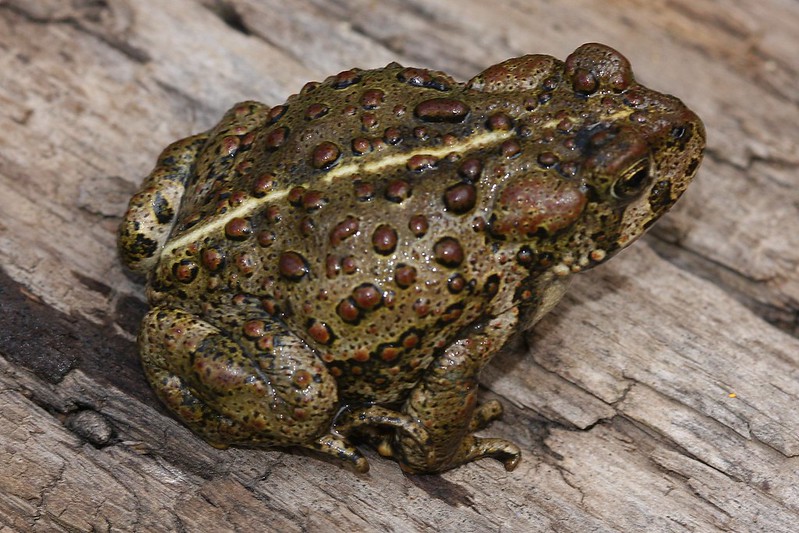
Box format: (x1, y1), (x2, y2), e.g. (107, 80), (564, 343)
(119, 43), (705, 473)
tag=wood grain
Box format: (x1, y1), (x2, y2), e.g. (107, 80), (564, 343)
(1, 0), (797, 531)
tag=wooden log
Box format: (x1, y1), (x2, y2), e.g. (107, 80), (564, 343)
(1, 0), (797, 530)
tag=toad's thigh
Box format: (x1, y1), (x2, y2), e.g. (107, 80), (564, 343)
(139, 306), (338, 447)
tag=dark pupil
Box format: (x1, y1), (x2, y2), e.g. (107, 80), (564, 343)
(626, 168), (648, 189)
(616, 167), (649, 197)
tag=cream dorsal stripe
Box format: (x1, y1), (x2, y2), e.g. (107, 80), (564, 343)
(161, 128), (515, 256)
(161, 108), (635, 257)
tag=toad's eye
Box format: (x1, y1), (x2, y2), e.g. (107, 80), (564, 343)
(611, 159), (650, 199)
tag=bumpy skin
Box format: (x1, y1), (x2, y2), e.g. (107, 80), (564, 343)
(119, 43), (705, 474)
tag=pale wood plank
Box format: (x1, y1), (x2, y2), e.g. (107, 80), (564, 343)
(1, 0), (797, 531)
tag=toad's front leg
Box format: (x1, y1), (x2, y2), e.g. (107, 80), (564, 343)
(382, 310), (522, 474)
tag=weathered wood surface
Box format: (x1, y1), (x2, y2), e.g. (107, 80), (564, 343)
(1, 0), (798, 531)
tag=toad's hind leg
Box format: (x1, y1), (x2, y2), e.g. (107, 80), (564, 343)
(118, 133), (209, 273)
(138, 306), (368, 471)
(118, 101), (270, 274)
(385, 310), (522, 474)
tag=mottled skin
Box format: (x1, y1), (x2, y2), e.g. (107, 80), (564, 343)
(119, 43), (705, 474)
